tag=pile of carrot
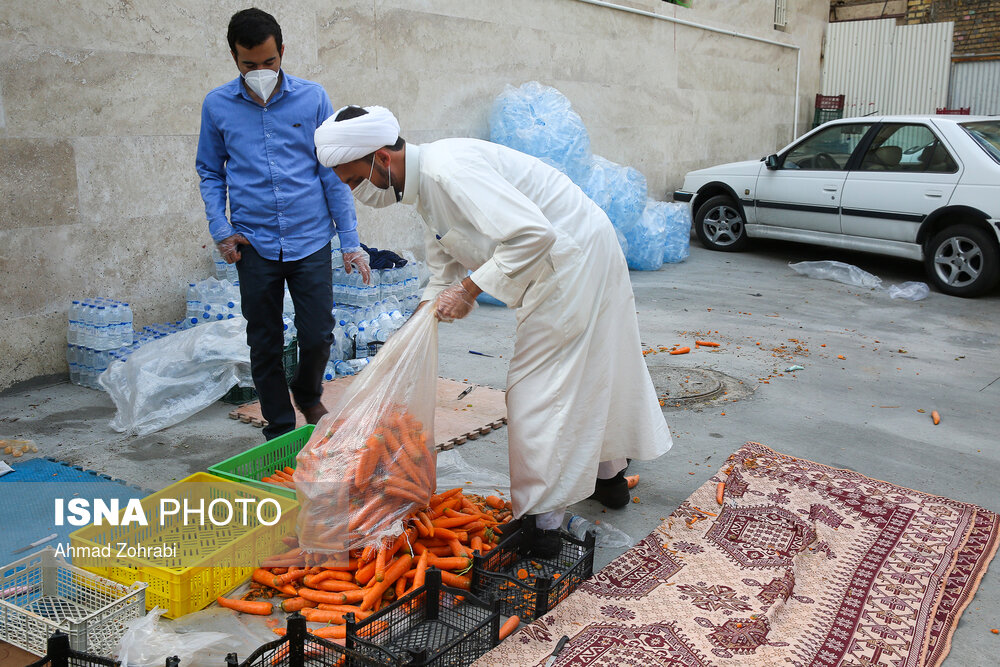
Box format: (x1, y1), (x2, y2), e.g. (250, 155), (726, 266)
(217, 488), (516, 644)
(293, 409), (439, 552)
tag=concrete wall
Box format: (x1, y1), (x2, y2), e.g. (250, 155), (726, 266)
(0, 0), (828, 391)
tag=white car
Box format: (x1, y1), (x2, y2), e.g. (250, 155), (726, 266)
(674, 116), (1000, 297)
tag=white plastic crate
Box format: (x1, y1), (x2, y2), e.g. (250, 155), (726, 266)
(0, 548), (146, 657)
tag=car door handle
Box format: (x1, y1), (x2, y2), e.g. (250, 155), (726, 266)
(925, 190), (943, 198)
(822, 185), (839, 192)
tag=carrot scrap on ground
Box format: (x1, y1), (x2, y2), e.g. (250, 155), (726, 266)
(670, 346), (691, 355)
(931, 410), (941, 425)
(625, 475), (640, 489)
(716, 482), (725, 505)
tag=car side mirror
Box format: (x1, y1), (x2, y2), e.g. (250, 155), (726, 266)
(764, 154), (780, 170)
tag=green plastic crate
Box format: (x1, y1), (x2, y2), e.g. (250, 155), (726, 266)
(207, 424), (314, 499)
(222, 338), (298, 405)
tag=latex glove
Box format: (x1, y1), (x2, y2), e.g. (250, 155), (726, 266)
(435, 282), (479, 322)
(217, 233), (250, 264)
(343, 249), (372, 284)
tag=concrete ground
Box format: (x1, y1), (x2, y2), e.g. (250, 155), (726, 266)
(1, 239), (997, 664)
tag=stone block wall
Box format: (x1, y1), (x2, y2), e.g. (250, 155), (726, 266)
(0, 0), (828, 390)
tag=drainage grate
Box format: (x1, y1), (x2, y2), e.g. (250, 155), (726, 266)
(646, 364), (752, 408)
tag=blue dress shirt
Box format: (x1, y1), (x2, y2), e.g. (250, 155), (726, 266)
(196, 71), (359, 261)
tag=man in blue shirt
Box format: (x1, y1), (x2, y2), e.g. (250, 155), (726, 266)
(196, 8), (369, 440)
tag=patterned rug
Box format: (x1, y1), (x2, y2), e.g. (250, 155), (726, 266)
(476, 442), (998, 666)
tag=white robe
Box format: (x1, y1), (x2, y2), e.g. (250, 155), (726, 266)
(401, 139), (672, 516)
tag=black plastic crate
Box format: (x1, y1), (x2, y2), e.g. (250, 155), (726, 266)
(26, 631), (120, 667)
(228, 612), (398, 667)
(346, 570), (500, 667)
(812, 108), (844, 129)
(470, 526), (594, 622)
(223, 338), (298, 405)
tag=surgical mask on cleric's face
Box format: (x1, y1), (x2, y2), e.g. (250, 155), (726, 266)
(352, 157), (398, 209)
(243, 68), (279, 101)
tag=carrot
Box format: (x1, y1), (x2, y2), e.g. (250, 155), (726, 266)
(931, 410), (941, 425)
(716, 482), (725, 506)
(626, 474), (640, 489)
(516, 568), (529, 580)
(282, 466), (296, 476)
(374, 540), (388, 582)
(279, 597), (317, 613)
(361, 554), (413, 611)
(484, 495), (505, 510)
(412, 550), (429, 591)
(275, 567), (309, 586)
(386, 484), (430, 506)
(427, 556), (472, 571)
(355, 559), (377, 586)
(300, 608), (356, 624)
(431, 513), (479, 528)
(252, 568), (282, 590)
(317, 603), (366, 614)
(431, 526), (462, 541)
(417, 511), (435, 537)
(438, 570), (471, 590)
(695, 341), (720, 347)
(395, 575), (408, 600)
(669, 346), (691, 355)
(499, 615), (521, 640)
(217, 596), (273, 615)
(310, 625), (347, 640)
(355, 434), (384, 488)
(299, 587), (366, 605)
(470, 535), (483, 553)
(315, 580), (362, 592)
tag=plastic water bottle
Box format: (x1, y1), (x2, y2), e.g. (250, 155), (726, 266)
(355, 325), (370, 358)
(323, 361), (337, 382)
(566, 515), (634, 548)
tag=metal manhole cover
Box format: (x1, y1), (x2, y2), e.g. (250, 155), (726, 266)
(644, 364), (752, 408)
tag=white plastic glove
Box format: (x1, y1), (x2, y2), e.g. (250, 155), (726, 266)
(216, 233), (250, 264)
(435, 281), (479, 322)
(342, 249), (372, 284)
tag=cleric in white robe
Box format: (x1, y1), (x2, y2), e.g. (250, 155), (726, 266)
(315, 105), (672, 557)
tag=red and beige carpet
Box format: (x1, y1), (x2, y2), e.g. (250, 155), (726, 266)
(477, 442), (998, 666)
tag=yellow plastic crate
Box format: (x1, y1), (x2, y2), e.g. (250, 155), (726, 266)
(68, 472), (298, 618)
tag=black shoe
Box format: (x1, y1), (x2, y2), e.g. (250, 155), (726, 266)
(527, 528), (562, 559)
(589, 470), (630, 509)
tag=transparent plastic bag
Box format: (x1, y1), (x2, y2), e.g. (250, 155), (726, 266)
(788, 260), (883, 289)
(625, 200), (668, 271)
(663, 201), (692, 263)
(489, 81), (592, 183)
(101, 318), (252, 436)
(581, 155), (648, 233)
(435, 448), (510, 498)
(295, 303), (439, 553)
(889, 281), (930, 300)
(116, 607), (230, 667)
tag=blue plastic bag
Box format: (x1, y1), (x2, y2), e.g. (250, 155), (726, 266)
(625, 200), (667, 271)
(663, 202), (692, 263)
(581, 156), (648, 233)
(489, 82), (592, 183)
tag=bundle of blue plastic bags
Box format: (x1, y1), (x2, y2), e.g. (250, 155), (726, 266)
(489, 82), (690, 270)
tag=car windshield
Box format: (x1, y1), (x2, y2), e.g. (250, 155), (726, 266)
(961, 121), (1000, 164)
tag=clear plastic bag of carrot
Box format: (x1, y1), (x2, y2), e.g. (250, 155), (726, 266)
(246, 488), (515, 624)
(294, 303), (443, 554)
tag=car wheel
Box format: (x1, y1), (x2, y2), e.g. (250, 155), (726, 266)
(695, 195), (748, 252)
(924, 224), (1000, 297)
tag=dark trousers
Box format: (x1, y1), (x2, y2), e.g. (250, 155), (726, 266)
(236, 243), (333, 440)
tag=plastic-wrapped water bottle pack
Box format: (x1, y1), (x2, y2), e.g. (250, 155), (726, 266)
(489, 81), (681, 271)
(662, 202), (692, 264)
(582, 155), (648, 234)
(489, 82), (593, 183)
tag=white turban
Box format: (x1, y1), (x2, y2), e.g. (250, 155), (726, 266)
(314, 105), (400, 167)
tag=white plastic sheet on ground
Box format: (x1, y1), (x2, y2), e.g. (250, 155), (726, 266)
(788, 261), (930, 300)
(100, 319), (252, 436)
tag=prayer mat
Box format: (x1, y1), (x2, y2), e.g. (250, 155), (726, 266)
(476, 442), (998, 667)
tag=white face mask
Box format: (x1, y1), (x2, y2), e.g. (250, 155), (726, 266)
(243, 69), (279, 101)
(352, 156), (398, 208)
